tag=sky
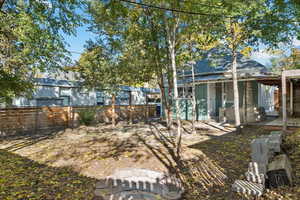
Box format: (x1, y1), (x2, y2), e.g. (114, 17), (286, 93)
(63, 24), (96, 62)
(64, 25), (300, 66)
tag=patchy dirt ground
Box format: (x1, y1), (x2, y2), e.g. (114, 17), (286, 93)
(1, 121), (299, 199)
(0, 121), (231, 180)
(189, 127), (300, 200)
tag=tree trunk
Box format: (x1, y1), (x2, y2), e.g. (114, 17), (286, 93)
(0, 0), (5, 10)
(112, 93), (116, 127)
(168, 27), (182, 155)
(167, 74), (173, 129)
(191, 64), (196, 134)
(230, 21), (241, 129)
(232, 49), (241, 128)
(159, 73), (169, 123)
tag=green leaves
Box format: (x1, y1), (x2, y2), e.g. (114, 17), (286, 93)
(0, 0), (84, 103)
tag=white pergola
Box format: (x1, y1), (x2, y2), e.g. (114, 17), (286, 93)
(281, 69), (300, 130)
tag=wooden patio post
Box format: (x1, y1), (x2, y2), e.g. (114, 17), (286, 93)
(282, 72), (287, 131)
(243, 81), (247, 124)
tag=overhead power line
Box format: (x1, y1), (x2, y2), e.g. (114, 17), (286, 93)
(119, 0), (231, 18)
(119, 0), (300, 23)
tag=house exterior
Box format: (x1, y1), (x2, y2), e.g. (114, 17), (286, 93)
(11, 78), (160, 107)
(166, 48), (277, 123)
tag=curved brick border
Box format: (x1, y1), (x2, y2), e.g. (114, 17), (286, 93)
(94, 168), (184, 200)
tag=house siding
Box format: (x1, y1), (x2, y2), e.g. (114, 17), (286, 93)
(165, 80), (261, 122)
(165, 83), (209, 121)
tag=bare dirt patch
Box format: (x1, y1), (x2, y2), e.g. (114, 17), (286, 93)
(0, 121), (231, 181)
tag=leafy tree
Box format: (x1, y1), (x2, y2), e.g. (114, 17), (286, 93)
(85, 0), (222, 152)
(270, 48), (300, 73)
(77, 0), (154, 126)
(219, 0), (299, 128)
(75, 42), (121, 126)
(0, 0), (84, 104)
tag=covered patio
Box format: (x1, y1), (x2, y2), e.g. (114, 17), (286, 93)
(254, 69), (300, 130)
(281, 69), (300, 130)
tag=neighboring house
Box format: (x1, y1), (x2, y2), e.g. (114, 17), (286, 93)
(166, 48), (277, 123)
(12, 78), (160, 107)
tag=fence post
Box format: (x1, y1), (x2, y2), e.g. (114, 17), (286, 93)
(129, 91), (133, 124)
(146, 94), (149, 122)
(34, 107), (39, 134)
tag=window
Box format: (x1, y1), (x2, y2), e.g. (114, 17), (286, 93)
(96, 92), (105, 105)
(61, 96), (70, 106)
(225, 82), (234, 103)
(60, 87), (72, 96)
(79, 87), (89, 95)
(116, 91), (129, 105)
(36, 99), (62, 107)
(178, 87), (193, 98)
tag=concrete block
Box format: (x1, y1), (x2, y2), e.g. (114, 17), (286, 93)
(232, 180), (264, 196)
(251, 138), (270, 174)
(246, 162), (266, 185)
(268, 136), (281, 153)
(267, 154), (293, 188)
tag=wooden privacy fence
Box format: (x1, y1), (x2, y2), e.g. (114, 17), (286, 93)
(0, 107), (71, 136)
(0, 105), (157, 136)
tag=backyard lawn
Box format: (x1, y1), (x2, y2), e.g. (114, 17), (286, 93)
(0, 123), (299, 200)
(0, 150), (97, 200)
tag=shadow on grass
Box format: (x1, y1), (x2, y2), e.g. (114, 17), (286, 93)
(133, 122), (232, 199)
(0, 149), (97, 200)
(0, 128), (66, 152)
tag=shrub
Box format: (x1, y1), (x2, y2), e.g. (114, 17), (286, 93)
(78, 108), (96, 126)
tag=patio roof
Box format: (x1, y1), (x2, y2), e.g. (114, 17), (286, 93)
(281, 69), (300, 130)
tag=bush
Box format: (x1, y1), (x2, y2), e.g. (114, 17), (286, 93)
(78, 108), (96, 126)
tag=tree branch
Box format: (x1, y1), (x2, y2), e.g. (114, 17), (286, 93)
(0, 0), (5, 9)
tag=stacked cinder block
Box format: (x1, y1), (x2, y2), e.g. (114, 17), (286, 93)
(232, 131), (284, 197)
(232, 162), (265, 196)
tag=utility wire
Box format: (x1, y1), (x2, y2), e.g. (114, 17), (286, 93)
(119, 0), (300, 23)
(119, 0), (231, 18)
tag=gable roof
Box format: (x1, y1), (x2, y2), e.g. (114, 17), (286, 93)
(194, 47), (267, 76)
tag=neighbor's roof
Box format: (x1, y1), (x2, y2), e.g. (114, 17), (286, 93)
(34, 78), (80, 87)
(119, 86), (160, 94)
(34, 78), (160, 93)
